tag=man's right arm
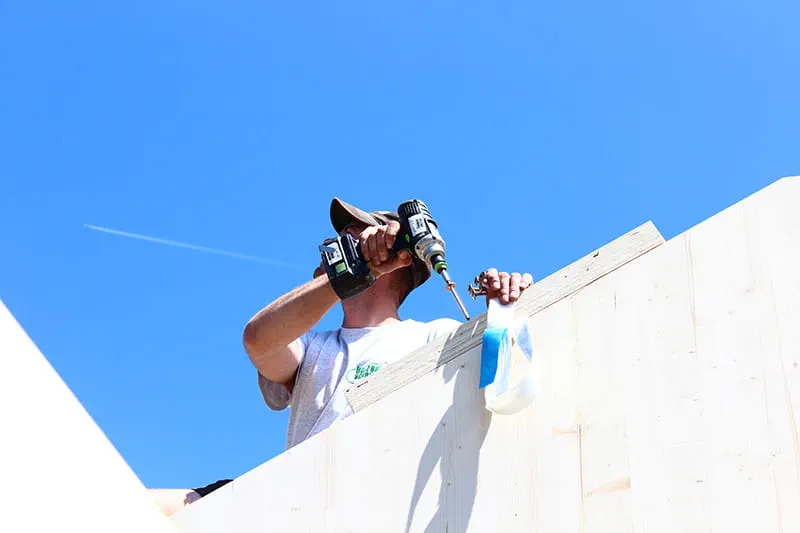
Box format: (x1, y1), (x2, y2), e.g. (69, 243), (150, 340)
(242, 274), (339, 391)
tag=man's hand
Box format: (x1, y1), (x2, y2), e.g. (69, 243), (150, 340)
(482, 268), (534, 305)
(312, 221), (412, 281)
(357, 221), (413, 277)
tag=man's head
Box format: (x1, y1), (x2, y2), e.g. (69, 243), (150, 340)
(329, 197), (431, 304)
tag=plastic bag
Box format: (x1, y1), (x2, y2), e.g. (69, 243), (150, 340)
(479, 298), (538, 414)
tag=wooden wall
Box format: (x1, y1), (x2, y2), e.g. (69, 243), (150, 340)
(172, 176), (800, 533)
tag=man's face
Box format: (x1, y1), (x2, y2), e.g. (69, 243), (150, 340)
(328, 218), (413, 306)
(341, 221), (369, 239)
(314, 221), (371, 279)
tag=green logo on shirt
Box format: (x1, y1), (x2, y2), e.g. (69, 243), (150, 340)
(346, 361), (386, 384)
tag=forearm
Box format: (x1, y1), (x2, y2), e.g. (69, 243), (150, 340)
(149, 489), (200, 516)
(243, 275), (339, 358)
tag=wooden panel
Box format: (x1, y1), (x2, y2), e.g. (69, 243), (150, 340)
(527, 297), (583, 533)
(564, 175), (800, 532)
(596, 233), (712, 532)
(749, 177), (800, 532)
(345, 221), (665, 413)
(0, 301), (177, 533)
(676, 182), (800, 531)
(571, 267), (637, 532)
(729, 176), (800, 531)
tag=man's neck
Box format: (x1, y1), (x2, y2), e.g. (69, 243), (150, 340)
(341, 290), (401, 329)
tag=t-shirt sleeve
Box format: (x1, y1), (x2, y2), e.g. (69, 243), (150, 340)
(425, 317), (463, 342)
(256, 332), (314, 411)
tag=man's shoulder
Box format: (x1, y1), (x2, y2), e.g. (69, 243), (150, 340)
(403, 317), (463, 341)
(300, 327), (339, 348)
(304, 317), (462, 346)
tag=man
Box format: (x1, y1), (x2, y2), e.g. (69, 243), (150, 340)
(242, 197), (533, 450)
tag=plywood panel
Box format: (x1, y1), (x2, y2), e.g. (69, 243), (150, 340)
(527, 297), (582, 533)
(571, 271), (636, 532)
(562, 175), (800, 532)
(683, 183), (796, 532)
(739, 177), (800, 531)
(596, 233), (712, 533)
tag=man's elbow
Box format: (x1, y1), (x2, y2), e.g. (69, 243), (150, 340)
(242, 320), (265, 357)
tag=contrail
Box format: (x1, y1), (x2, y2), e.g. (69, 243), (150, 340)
(84, 224), (308, 270)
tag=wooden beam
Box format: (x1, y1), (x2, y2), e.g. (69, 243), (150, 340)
(344, 220), (665, 413)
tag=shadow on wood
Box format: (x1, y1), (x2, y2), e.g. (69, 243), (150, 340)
(405, 351), (491, 533)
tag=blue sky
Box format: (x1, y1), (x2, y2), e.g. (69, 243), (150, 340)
(1, 1), (797, 489)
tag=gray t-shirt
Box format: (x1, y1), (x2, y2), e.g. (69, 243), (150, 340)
(258, 318), (462, 450)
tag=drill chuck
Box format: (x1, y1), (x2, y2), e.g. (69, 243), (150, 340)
(429, 252), (448, 274)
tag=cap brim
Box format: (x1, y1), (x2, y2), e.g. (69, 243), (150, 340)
(330, 197), (400, 233)
(330, 198), (382, 234)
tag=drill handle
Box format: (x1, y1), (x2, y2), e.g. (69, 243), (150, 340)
(391, 230), (412, 255)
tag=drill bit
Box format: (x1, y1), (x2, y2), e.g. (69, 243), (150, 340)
(439, 269), (471, 321)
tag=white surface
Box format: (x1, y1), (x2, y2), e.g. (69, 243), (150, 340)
(0, 301), (175, 532)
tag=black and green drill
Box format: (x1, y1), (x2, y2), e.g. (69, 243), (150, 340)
(319, 199), (470, 320)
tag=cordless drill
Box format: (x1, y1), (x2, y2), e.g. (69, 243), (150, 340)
(319, 199), (470, 320)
